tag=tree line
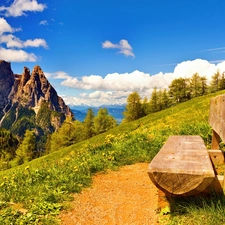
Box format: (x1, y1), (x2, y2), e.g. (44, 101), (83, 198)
(123, 71), (225, 122)
(1, 70), (225, 168)
(45, 108), (117, 153)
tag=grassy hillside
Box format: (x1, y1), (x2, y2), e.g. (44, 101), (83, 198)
(0, 91), (225, 224)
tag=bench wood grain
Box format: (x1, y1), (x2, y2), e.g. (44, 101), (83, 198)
(148, 135), (215, 195)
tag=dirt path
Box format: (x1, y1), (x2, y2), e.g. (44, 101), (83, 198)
(59, 163), (159, 225)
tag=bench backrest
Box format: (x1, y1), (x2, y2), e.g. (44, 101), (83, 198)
(209, 94), (225, 149)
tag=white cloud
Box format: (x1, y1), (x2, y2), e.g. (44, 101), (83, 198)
(0, 14), (48, 62)
(102, 40), (119, 49)
(89, 91), (102, 99)
(0, 47), (37, 62)
(62, 91), (129, 107)
(173, 59), (216, 79)
(80, 93), (88, 98)
(45, 71), (71, 79)
(0, 34), (48, 49)
(39, 20), (48, 25)
(0, 34), (23, 48)
(60, 70), (169, 92)
(0, 17), (15, 34)
(102, 39), (135, 58)
(51, 59), (225, 106)
(24, 39), (48, 48)
(0, 0), (46, 17)
(86, 90), (129, 106)
(61, 75), (102, 90)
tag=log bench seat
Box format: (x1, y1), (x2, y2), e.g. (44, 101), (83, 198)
(148, 94), (225, 207)
(148, 135), (215, 196)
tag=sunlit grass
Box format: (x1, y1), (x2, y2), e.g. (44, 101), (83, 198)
(0, 90), (225, 224)
(168, 194), (225, 225)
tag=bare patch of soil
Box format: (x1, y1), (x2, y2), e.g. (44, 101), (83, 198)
(59, 163), (158, 225)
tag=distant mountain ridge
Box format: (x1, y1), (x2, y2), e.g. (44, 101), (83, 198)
(0, 60), (73, 136)
(70, 104), (125, 123)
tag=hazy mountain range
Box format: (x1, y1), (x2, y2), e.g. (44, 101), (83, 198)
(70, 104), (126, 123)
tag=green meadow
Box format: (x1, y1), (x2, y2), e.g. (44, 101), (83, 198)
(1, 90), (225, 224)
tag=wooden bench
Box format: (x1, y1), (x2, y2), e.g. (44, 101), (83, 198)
(148, 94), (225, 207)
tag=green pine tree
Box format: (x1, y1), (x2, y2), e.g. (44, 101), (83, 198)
(210, 71), (221, 93)
(123, 92), (143, 122)
(49, 117), (86, 152)
(84, 108), (95, 138)
(94, 108), (117, 134)
(15, 130), (36, 165)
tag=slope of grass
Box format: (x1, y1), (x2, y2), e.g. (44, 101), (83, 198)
(0, 91), (225, 224)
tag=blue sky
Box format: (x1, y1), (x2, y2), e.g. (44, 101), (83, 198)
(1, 0), (225, 106)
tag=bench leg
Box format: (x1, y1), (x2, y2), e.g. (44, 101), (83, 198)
(212, 130), (220, 150)
(201, 175), (224, 194)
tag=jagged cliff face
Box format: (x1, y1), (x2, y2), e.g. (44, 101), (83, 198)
(0, 60), (73, 136)
(9, 65), (72, 117)
(0, 60), (14, 117)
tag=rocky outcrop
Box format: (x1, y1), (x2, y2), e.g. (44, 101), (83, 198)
(9, 65), (72, 117)
(0, 60), (14, 116)
(0, 60), (73, 136)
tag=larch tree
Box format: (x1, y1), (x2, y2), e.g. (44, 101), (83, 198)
(123, 92), (143, 122)
(190, 73), (202, 98)
(0, 129), (19, 168)
(210, 71), (221, 93)
(200, 76), (208, 95)
(219, 72), (225, 90)
(141, 96), (150, 116)
(149, 88), (170, 112)
(169, 78), (190, 103)
(94, 108), (117, 134)
(15, 130), (36, 164)
(149, 87), (159, 112)
(161, 89), (171, 109)
(49, 117), (86, 152)
(84, 108), (95, 138)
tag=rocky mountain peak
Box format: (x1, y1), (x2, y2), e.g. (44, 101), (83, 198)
(0, 60), (13, 74)
(0, 60), (14, 116)
(33, 65), (43, 73)
(0, 60), (74, 136)
(21, 67), (31, 86)
(9, 64), (72, 117)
